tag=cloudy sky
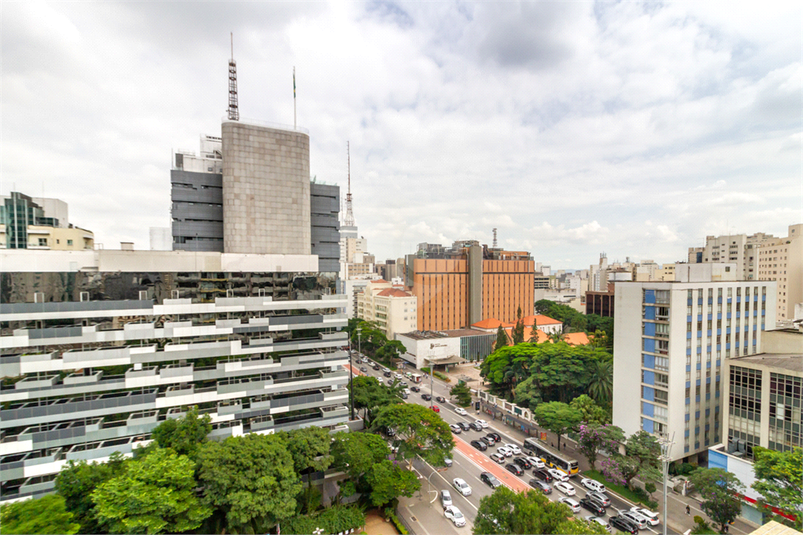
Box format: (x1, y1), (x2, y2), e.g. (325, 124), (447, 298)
(2, 1), (801, 269)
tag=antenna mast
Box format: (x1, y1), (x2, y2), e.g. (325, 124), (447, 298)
(492, 228), (498, 249)
(343, 142), (356, 227)
(227, 33), (239, 121)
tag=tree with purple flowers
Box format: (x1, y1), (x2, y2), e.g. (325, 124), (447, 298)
(577, 423), (625, 471)
(599, 431), (661, 489)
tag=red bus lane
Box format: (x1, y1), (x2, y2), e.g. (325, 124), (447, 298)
(453, 436), (530, 493)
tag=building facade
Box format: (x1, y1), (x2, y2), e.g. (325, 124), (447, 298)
(687, 232), (776, 281)
(0, 249), (348, 503)
(395, 329), (495, 370)
(757, 224), (802, 321)
(356, 281), (417, 339)
(612, 265), (777, 462)
(1, 192), (94, 251)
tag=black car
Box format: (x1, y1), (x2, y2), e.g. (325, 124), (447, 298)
(458, 422), (471, 431)
(579, 497), (606, 517)
(480, 472), (501, 489)
(435, 396), (446, 403)
(486, 432), (501, 443)
(513, 457), (532, 470)
(383, 371), (392, 377)
(533, 469), (553, 482)
(421, 393), (432, 401)
(471, 440), (487, 451)
(610, 516), (639, 534)
(529, 479), (552, 494)
(505, 463), (523, 476)
(410, 385), (420, 392)
(469, 422), (483, 432)
(373, 364), (380, 370)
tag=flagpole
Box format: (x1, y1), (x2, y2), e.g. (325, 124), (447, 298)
(293, 66), (297, 129)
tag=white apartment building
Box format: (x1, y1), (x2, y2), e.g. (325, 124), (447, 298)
(688, 231), (775, 281)
(356, 280), (417, 339)
(757, 224), (802, 321)
(613, 264), (777, 462)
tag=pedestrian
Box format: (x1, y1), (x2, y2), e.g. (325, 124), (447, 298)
(686, 505), (691, 516)
(723, 524), (729, 533)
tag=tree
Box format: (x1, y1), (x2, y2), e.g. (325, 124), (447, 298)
(529, 317), (539, 342)
(331, 431), (390, 497)
(534, 401), (583, 451)
(570, 395), (609, 425)
(0, 495), (81, 535)
(55, 452), (127, 534)
(577, 423), (625, 471)
(91, 448), (211, 534)
(587, 359), (613, 405)
(365, 460), (420, 506)
(450, 382), (473, 407)
(149, 406), (212, 459)
(371, 403), (454, 468)
(280, 426), (333, 486)
(495, 324), (509, 349)
(625, 431), (662, 483)
(689, 468), (745, 533)
(512, 306), (525, 344)
(376, 339), (407, 365)
(473, 486), (606, 535)
(197, 433), (302, 533)
(350, 375), (403, 425)
(752, 446), (802, 529)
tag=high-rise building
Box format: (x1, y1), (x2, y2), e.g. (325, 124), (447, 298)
(612, 263), (777, 463)
(405, 241), (534, 331)
(687, 232), (776, 281)
(757, 224), (802, 321)
(0, 192), (94, 251)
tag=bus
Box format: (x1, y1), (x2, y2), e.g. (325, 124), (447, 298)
(523, 438), (580, 477)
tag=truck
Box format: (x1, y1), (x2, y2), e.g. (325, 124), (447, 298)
(411, 373), (422, 383)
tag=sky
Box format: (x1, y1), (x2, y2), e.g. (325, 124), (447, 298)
(2, 1), (801, 269)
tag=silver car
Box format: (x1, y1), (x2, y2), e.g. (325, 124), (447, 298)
(621, 510), (648, 530)
(441, 489), (452, 508)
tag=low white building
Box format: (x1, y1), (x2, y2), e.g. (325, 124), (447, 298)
(356, 280), (417, 339)
(396, 329), (496, 370)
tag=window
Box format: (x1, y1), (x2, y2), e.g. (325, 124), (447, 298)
(38, 238), (48, 246)
(67, 239), (73, 246)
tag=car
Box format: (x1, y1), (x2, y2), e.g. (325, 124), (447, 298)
(585, 516), (611, 533)
(621, 511), (648, 530)
(525, 456), (546, 469)
(458, 422), (471, 431)
(410, 385), (420, 392)
(490, 452), (505, 464)
(559, 497), (581, 514)
(497, 446), (513, 457)
(548, 468), (570, 482)
(486, 432), (502, 443)
(449, 424), (462, 434)
(579, 497), (606, 516)
(360, 366), (367, 372)
(529, 479), (552, 494)
(444, 458), (453, 467)
(630, 507), (660, 526)
(610, 516), (639, 534)
(471, 439), (487, 451)
(395, 373), (404, 380)
(469, 422), (483, 432)
(455, 407), (468, 416)
(587, 490), (611, 507)
(513, 457), (532, 470)
(401, 392), (408, 399)
(383, 371), (392, 377)
(372, 364), (380, 370)
(452, 478), (472, 496)
(475, 419), (489, 428)
(554, 481), (576, 495)
(404, 388), (411, 395)
(480, 472), (502, 489)
(479, 436), (494, 446)
(505, 463), (523, 476)
(421, 393), (432, 401)
(431, 405), (440, 413)
(503, 443), (522, 455)
(444, 505), (466, 527)
(533, 468), (553, 482)
(436, 396), (446, 403)
(441, 489), (452, 508)
(581, 477), (606, 494)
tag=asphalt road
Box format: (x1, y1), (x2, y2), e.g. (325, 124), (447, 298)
(350, 355), (677, 534)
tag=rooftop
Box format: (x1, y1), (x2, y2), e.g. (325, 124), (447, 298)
(728, 353), (803, 373)
(442, 329), (494, 338)
(398, 330), (448, 341)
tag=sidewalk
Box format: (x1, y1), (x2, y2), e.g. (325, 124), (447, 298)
(431, 369), (758, 535)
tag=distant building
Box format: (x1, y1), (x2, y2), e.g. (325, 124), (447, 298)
(757, 224), (802, 321)
(687, 231), (776, 281)
(356, 280), (417, 339)
(586, 285), (615, 317)
(0, 192), (94, 251)
(395, 329), (495, 370)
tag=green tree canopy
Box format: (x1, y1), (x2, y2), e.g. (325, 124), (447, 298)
(331, 431), (391, 492)
(570, 394), (609, 425)
(365, 460), (421, 507)
(197, 433), (302, 533)
(0, 494), (80, 535)
(577, 423), (625, 471)
(495, 324), (509, 350)
(91, 448), (211, 534)
(689, 468), (745, 533)
(450, 382), (473, 407)
(55, 452), (127, 534)
(534, 401), (583, 451)
(752, 446), (802, 529)
(149, 406), (212, 459)
(371, 403), (454, 468)
(279, 426), (333, 484)
(587, 359), (613, 405)
(350, 375), (403, 425)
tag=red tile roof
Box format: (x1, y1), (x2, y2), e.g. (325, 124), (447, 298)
(377, 288), (412, 298)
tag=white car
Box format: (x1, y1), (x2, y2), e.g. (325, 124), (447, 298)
(475, 419), (489, 428)
(554, 481), (576, 496)
(585, 516), (611, 532)
(453, 478), (472, 496)
(455, 407), (468, 416)
(581, 477), (606, 493)
(548, 468), (569, 482)
(490, 452), (505, 464)
(444, 505), (466, 527)
(559, 497), (581, 513)
(441, 489), (452, 508)
(525, 456), (546, 469)
(497, 446), (513, 457)
(621, 510), (648, 530)
(629, 507), (659, 527)
(504, 443), (521, 455)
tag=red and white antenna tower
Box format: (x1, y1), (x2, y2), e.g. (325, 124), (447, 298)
(227, 33), (239, 121)
(343, 142), (356, 227)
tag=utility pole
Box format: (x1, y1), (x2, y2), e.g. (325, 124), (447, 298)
(658, 433), (675, 535)
(429, 359), (434, 408)
(348, 333), (354, 420)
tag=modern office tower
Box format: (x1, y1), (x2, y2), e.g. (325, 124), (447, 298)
(309, 182), (341, 273)
(356, 280), (417, 339)
(405, 241), (534, 331)
(687, 231), (776, 281)
(612, 264), (777, 463)
(757, 224), (802, 321)
(0, 192), (94, 251)
(0, 249), (348, 502)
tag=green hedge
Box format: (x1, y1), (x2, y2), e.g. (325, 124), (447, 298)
(584, 470), (658, 509)
(420, 368), (451, 383)
(281, 504), (365, 535)
(383, 507), (408, 535)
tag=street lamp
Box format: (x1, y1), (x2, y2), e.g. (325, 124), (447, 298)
(658, 433), (675, 535)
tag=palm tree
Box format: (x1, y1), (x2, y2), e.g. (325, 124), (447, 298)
(587, 359), (613, 404)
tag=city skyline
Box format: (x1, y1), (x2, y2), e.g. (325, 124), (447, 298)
(2, 1), (800, 268)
